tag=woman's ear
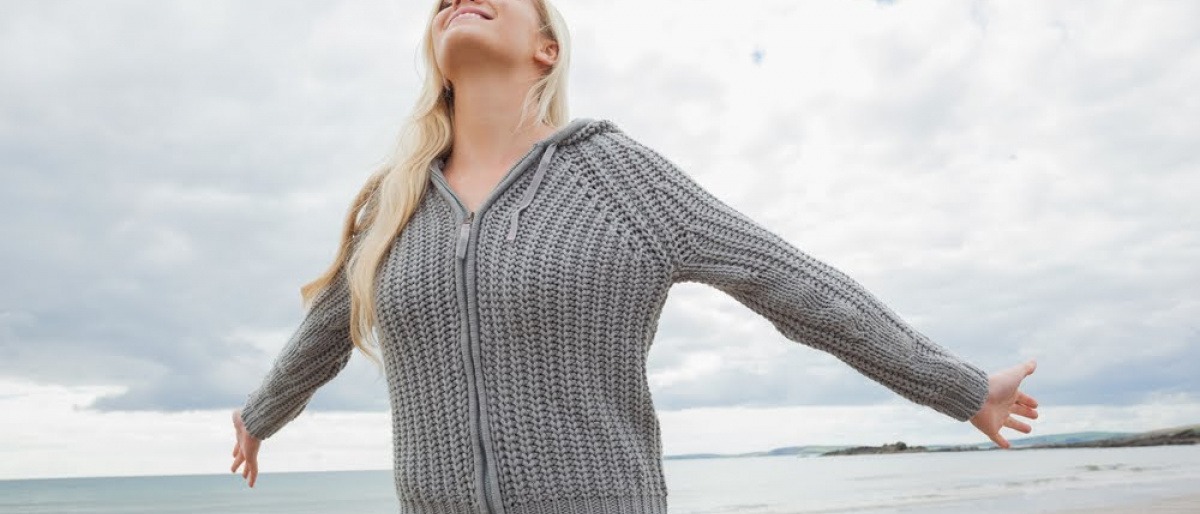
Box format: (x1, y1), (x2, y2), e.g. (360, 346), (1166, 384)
(534, 38), (558, 69)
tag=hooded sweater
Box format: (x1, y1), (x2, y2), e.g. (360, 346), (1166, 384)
(240, 117), (991, 514)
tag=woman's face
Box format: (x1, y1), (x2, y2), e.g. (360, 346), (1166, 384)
(431, 0), (555, 85)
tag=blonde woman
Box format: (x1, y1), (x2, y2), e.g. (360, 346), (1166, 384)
(229, 0), (1040, 512)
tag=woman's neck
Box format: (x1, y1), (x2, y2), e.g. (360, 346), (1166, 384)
(448, 71), (555, 170)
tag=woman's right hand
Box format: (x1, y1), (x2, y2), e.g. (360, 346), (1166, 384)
(969, 359), (1039, 449)
(231, 408), (262, 487)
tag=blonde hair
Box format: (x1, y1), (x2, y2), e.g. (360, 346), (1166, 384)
(301, 0), (572, 370)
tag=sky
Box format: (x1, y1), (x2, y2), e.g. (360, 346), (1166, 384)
(1, 0), (1197, 480)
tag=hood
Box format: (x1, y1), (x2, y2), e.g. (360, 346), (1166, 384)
(430, 117), (622, 242)
(503, 117), (616, 241)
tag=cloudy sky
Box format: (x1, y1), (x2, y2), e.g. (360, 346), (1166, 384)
(2, 0), (1197, 480)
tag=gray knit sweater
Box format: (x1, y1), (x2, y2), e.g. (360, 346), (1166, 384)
(241, 117), (990, 514)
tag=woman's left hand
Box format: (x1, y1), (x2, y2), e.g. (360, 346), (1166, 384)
(970, 359), (1039, 449)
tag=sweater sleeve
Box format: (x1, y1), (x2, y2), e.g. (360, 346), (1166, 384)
(614, 133), (989, 422)
(240, 266), (355, 440)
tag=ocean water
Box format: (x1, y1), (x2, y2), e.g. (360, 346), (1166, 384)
(1, 445), (1197, 513)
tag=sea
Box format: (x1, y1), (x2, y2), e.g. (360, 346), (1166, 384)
(1, 445), (1197, 513)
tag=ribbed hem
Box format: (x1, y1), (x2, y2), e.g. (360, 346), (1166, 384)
(929, 362), (991, 422)
(395, 499), (478, 514)
(396, 494), (669, 514)
(507, 494), (669, 514)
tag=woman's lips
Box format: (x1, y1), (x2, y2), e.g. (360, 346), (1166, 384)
(452, 12), (485, 23)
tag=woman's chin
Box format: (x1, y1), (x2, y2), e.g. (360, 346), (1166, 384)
(440, 35), (505, 61)
(441, 27), (497, 48)
(444, 19), (496, 38)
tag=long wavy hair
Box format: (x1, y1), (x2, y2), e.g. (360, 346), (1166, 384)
(302, 0), (572, 370)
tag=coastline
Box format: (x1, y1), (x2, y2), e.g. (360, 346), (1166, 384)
(1050, 492), (1200, 514)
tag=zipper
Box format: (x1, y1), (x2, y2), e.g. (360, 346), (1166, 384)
(455, 211), (474, 260)
(453, 209), (499, 514)
(429, 135), (569, 514)
(451, 206), (499, 511)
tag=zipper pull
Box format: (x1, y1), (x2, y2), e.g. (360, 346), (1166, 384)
(455, 211), (474, 260)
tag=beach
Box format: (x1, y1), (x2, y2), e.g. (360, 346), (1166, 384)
(1051, 492), (1200, 514)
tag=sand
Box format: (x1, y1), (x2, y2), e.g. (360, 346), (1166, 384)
(1050, 492), (1200, 513)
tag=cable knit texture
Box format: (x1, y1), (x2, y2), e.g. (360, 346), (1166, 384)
(241, 117), (990, 514)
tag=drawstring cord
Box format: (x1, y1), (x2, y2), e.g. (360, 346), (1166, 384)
(506, 142), (558, 241)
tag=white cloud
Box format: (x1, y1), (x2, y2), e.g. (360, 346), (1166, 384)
(0, 378), (391, 481)
(3, 377), (1197, 480)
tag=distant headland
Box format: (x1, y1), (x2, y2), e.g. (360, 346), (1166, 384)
(663, 423), (1200, 460)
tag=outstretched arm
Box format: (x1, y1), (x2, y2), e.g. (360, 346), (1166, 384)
(610, 132), (989, 423)
(239, 266), (355, 441)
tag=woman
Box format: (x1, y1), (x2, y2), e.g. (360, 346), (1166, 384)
(230, 0), (1040, 512)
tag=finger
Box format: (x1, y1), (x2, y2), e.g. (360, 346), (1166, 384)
(1017, 391), (1039, 409)
(231, 453), (244, 473)
(1025, 359), (1037, 375)
(1011, 403), (1038, 420)
(232, 441), (240, 458)
(988, 430), (1010, 449)
(245, 453), (258, 481)
(249, 461), (258, 488)
(1004, 416), (1032, 434)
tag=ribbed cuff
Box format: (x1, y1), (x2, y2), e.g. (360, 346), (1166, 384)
(240, 391), (278, 441)
(928, 362), (990, 422)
